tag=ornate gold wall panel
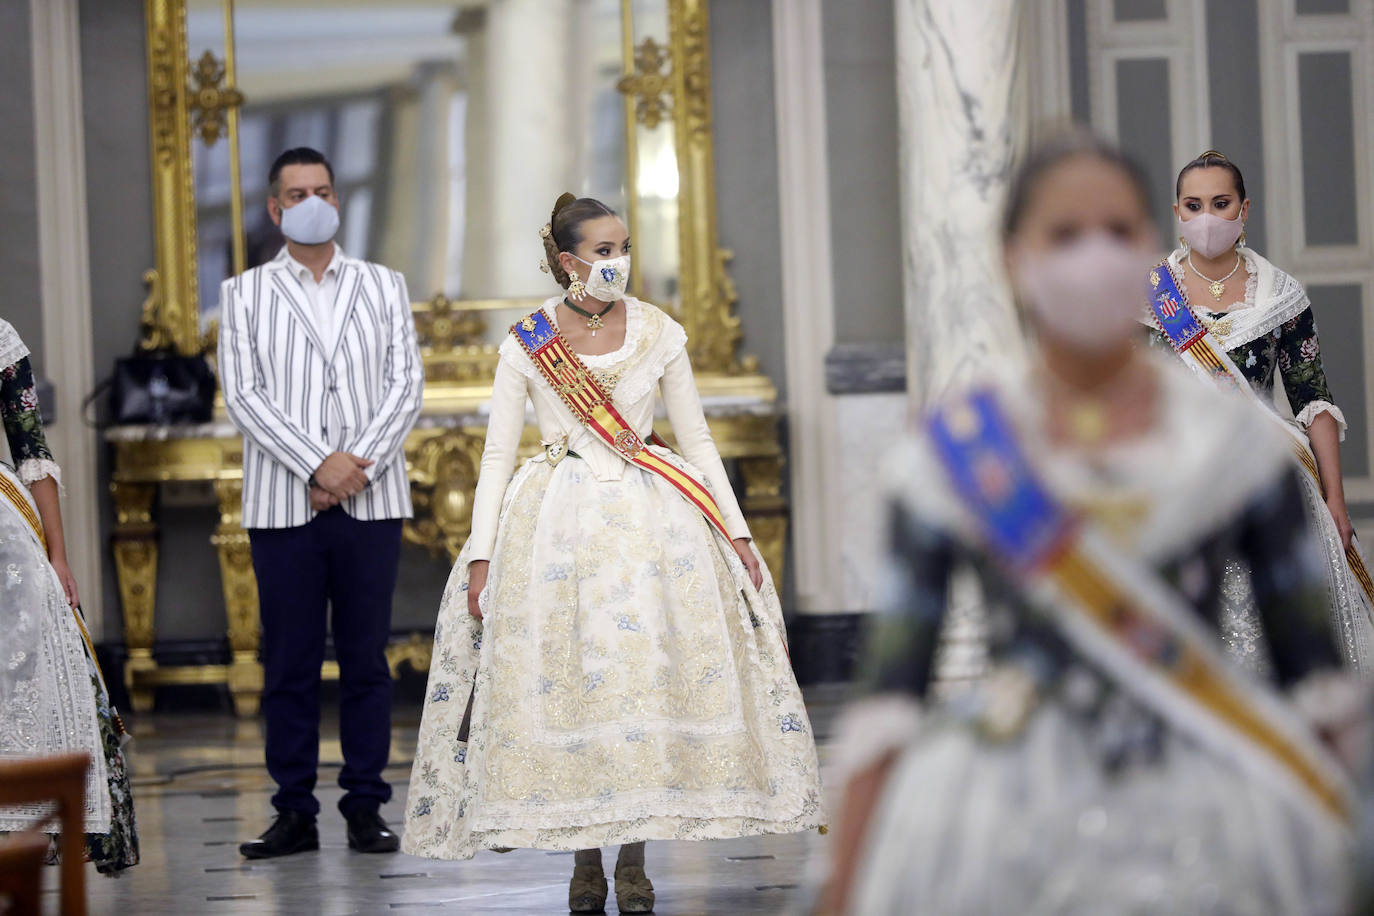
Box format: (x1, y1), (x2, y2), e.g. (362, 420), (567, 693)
(143, 0), (201, 355)
(668, 0), (748, 374)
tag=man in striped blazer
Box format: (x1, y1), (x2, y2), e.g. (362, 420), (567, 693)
(219, 147), (424, 859)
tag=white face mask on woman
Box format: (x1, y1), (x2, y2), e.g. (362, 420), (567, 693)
(1178, 211), (1244, 259)
(569, 253), (631, 302)
(1012, 232), (1154, 353)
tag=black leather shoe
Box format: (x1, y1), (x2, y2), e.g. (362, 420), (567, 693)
(345, 809), (400, 854)
(239, 810), (319, 859)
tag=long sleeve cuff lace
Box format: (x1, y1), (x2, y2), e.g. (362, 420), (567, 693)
(1294, 400), (1347, 441)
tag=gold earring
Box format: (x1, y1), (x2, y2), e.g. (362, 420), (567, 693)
(1238, 228), (1247, 248)
(566, 272), (587, 300)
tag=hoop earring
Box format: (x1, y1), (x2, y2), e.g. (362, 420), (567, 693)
(566, 273), (587, 301)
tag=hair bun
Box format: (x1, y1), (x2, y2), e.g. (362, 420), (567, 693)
(551, 192), (577, 223)
(1198, 149), (1229, 161)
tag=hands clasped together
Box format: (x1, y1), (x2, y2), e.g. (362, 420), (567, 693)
(310, 451), (374, 511)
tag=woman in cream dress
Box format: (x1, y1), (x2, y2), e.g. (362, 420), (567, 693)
(404, 195), (824, 913)
(0, 317), (137, 873)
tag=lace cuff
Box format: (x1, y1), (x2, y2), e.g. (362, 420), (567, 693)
(1295, 401), (1347, 441)
(17, 457), (61, 488)
(826, 694), (922, 793)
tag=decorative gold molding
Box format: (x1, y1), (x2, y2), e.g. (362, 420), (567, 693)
(139, 0), (756, 375)
(617, 37), (673, 128)
(403, 428), (486, 562)
(413, 293), (498, 385)
(187, 50), (244, 147)
(110, 480), (159, 712)
(667, 0), (746, 374)
(143, 0), (202, 355)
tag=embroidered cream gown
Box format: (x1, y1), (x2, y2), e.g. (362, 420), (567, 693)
(403, 297), (824, 858)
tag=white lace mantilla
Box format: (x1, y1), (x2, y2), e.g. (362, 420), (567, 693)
(1167, 247), (1310, 350)
(0, 319), (30, 373)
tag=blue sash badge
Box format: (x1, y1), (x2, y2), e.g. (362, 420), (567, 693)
(513, 310), (558, 351)
(1148, 264), (1206, 351)
(928, 390), (1073, 569)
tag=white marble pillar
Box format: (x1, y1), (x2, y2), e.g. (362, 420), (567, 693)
(895, 0), (1028, 408)
(895, 0), (1030, 686)
(772, 0), (845, 613)
(29, 0), (102, 638)
(480, 0), (574, 298)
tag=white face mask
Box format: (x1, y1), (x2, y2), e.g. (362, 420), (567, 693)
(1178, 211), (1244, 259)
(279, 194), (340, 245)
(569, 253), (631, 302)
(1012, 233), (1155, 353)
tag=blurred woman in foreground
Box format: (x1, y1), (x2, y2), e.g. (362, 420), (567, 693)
(823, 134), (1361, 915)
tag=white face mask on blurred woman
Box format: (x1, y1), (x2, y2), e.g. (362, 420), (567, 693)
(1012, 233), (1155, 353)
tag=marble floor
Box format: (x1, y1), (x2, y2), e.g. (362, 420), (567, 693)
(62, 692), (841, 915)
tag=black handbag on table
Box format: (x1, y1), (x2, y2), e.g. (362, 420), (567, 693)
(86, 349), (217, 426)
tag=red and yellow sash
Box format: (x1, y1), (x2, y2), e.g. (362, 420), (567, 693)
(511, 309), (732, 540)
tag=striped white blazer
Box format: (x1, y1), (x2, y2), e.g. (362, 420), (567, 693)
(218, 249), (424, 529)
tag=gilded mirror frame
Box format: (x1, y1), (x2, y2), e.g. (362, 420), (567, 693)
(140, 0), (758, 381)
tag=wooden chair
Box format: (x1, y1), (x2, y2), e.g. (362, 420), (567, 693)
(0, 832), (49, 915)
(0, 753), (90, 916)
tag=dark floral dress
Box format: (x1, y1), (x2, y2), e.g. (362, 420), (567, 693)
(1210, 307), (1338, 423)
(1, 356), (56, 477)
(1147, 301), (1339, 429)
(2, 354), (139, 874)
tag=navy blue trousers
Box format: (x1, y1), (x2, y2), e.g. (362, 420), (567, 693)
(248, 508), (402, 819)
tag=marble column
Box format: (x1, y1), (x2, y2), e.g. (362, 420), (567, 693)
(29, 0), (102, 638)
(895, 0), (1027, 408)
(895, 0), (1029, 687)
(772, 0), (845, 614)
(478, 0), (574, 299)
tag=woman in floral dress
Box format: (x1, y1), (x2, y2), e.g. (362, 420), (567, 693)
(1151, 150), (1374, 671)
(403, 195), (824, 913)
(0, 318), (137, 873)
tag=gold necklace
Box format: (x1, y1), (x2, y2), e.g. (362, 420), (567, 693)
(1186, 252), (1242, 300)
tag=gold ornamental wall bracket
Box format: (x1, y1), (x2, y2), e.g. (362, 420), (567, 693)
(617, 37), (673, 129)
(188, 50), (244, 147)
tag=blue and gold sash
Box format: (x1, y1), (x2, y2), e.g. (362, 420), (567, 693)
(510, 309), (733, 540)
(929, 389), (1352, 825)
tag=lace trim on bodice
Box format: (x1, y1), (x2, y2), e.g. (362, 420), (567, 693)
(498, 298), (687, 408)
(1167, 248), (1309, 349)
